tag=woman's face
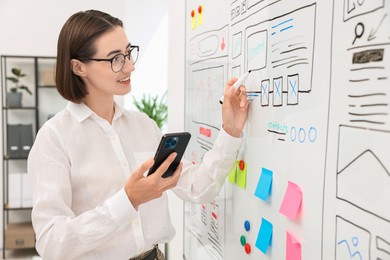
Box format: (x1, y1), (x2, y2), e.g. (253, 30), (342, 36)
(82, 26), (135, 100)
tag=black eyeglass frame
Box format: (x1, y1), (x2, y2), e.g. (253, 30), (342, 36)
(80, 45), (139, 73)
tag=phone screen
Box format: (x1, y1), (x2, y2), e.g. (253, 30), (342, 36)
(147, 132), (191, 178)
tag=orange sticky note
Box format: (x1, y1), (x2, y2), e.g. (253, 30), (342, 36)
(279, 181), (302, 220)
(286, 231), (301, 260)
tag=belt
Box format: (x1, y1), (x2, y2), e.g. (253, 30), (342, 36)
(130, 245), (158, 260)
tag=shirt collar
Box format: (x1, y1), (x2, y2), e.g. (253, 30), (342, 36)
(66, 101), (124, 123)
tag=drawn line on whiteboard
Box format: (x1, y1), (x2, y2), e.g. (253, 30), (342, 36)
(272, 35), (303, 47)
(232, 0), (281, 27)
(278, 138), (285, 141)
(271, 55), (299, 64)
(350, 66), (384, 71)
(349, 105), (356, 107)
(361, 103), (388, 107)
(197, 137), (214, 146)
(197, 141), (212, 150)
(267, 129), (286, 135)
(378, 77), (387, 80)
(273, 58), (308, 68)
(280, 25), (293, 32)
(199, 145), (210, 152)
(349, 119), (385, 125)
(349, 78), (370, 82)
(280, 46), (308, 54)
(272, 47), (281, 53)
(272, 18), (293, 28)
(288, 42), (305, 47)
(377, 236), (390, 255)
(207, 236), (222, 256)
(287, 62), (309, 68)
(367, 14), (387, 41)
(208, 232), (222, 250)
(348, 93), (386, 98)
(347, 42), (390, 51)
(349, 112), (388, 116)
(337, 238), (363, 260)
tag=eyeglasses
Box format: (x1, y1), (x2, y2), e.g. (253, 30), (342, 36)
(81, 45), (139, 73)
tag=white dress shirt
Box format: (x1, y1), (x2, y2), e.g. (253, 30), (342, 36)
(28, 102), (243, 260)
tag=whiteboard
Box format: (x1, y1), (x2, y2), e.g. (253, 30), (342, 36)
(183, 0), (390, 259)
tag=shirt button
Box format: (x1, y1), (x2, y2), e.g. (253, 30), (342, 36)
(133, 219), (140, 225)
(121, 161), (128, 168)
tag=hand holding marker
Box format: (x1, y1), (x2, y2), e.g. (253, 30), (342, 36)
(219, 70), (252, 104)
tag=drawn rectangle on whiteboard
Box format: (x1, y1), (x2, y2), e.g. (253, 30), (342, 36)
(232, 32), (242, 59)
(243, 4), (316, 93)
(273, 77), (283, 106)
(246, 30), (267, 70)
(343, 0), (385, 22)
(261, 79), (270, 106)
(287, 74), (299, 105)
(337, 125), (390, 222)
(191, 66), (224, 128)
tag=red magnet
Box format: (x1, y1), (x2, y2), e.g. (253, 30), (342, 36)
(239, 160), (245, 170)
(191, 10), (195, 17)
(198, 5), (202, 14)
(244, 243), (251, 254)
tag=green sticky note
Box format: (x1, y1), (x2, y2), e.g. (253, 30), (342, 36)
(228, 162), (237, 184)
(236, 161), (247, 189)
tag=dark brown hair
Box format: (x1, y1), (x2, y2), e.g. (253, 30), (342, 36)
(56, 10), (123, 102)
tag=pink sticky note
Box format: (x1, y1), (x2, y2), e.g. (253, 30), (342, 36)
(279, 181), (302, 220)
(286, 231), (301, 260)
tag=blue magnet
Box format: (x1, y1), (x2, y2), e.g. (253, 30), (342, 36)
(244, 220), (250, 231)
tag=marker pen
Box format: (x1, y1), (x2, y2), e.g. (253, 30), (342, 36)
(219, 70), (251, 104)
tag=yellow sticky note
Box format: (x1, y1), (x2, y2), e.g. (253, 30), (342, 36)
(228, 162), (237, 184)
(236, 160), (247, 189)
(197, 5), (203, 26)
(191, 10), (196, 29)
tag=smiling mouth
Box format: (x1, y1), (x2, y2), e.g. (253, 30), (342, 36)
(118, 77), (130, 83)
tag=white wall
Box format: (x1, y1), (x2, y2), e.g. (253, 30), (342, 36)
(0, 0), (125, 251)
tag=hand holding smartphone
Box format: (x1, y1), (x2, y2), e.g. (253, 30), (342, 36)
(147, 132), (191, 178)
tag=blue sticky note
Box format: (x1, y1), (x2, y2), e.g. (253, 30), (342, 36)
(254, 168), (273, 201)
(256, 218), (273, 254)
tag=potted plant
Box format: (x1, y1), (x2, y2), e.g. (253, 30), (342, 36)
(6, 68), (32, 107)
(132, 92), (168, 130)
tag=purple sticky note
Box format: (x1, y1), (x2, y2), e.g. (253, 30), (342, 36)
(254, 168), (273, 201)
(279, 181), (302, 220)
(286, 231), (301, 260)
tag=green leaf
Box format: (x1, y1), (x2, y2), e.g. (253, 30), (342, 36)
(132, 92), (168, 129)
(6, 77), (18, 83)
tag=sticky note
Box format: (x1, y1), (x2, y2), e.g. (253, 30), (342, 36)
(254, 168), (273, 201)
(228, 162), (237, 184)
(255, 218), (273, 254)
(191, 10), (196, 29)
(197, 5), (203, 26)
(279, 181), (303, 220)
(236, 160), (247, 189)
(286, 231), (301, 260)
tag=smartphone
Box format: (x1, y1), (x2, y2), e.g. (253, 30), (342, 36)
(147, 132), (191, 178)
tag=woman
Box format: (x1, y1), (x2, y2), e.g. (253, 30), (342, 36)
(28, 10), (248, 260)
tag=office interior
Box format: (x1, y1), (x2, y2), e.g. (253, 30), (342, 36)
(0, 0), (185, 259)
